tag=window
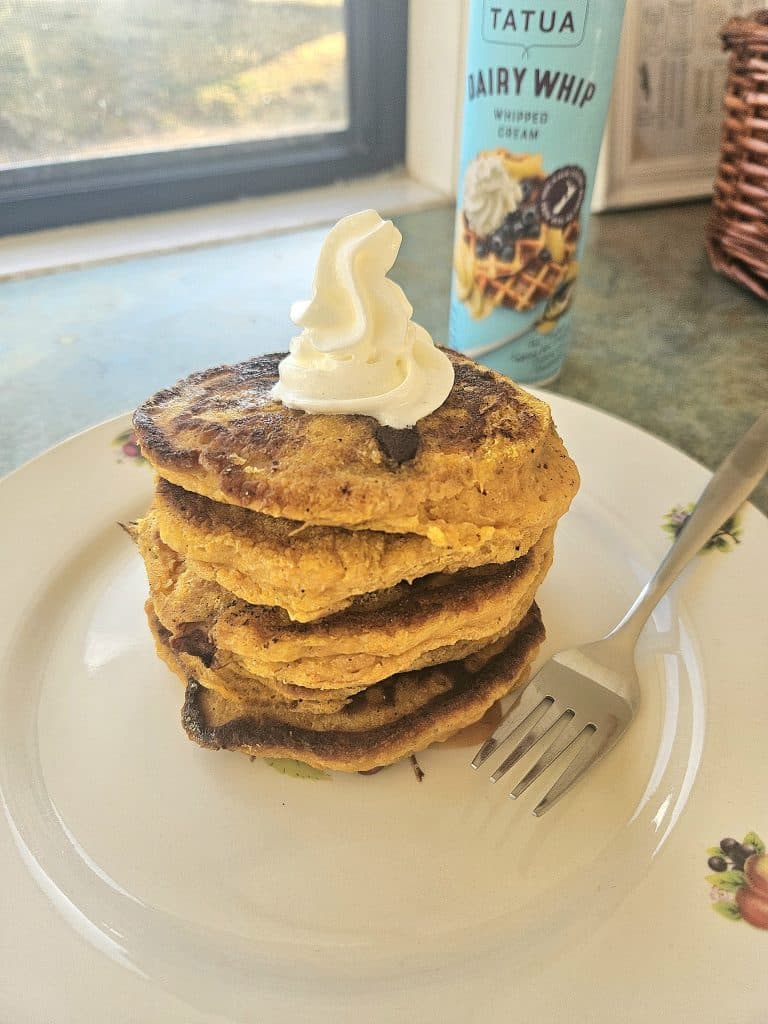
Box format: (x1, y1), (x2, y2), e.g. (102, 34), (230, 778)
(0, 0), (407, 234)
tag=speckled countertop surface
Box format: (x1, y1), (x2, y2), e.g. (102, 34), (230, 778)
(1, 199), (766, 511)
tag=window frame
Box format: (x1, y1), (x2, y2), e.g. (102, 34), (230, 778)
(0, 0), (407, 235)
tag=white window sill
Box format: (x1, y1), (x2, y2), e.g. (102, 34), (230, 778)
(0, 170), (449, 281)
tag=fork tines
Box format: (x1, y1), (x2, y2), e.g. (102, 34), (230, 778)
(472, 685), (599, 816)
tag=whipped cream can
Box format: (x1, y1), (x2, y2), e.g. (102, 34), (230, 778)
(449, 1), (626, 384)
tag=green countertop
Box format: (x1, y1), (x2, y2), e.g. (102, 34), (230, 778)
(1, 199), (766, 511)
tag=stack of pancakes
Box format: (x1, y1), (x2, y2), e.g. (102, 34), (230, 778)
(131, 349), (579, 772)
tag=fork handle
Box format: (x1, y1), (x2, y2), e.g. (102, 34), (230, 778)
(611, 409), (768, 644)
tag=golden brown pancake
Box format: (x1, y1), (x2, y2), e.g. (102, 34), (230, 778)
(137, 514), (554, 691)
(133, 349), (579, 548)
(147, 602), (353, 712)
(151, 457), (564, 621)
(162, 604), (546, 772)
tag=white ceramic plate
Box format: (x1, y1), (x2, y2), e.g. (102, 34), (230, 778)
(1, 396), (766, 1024)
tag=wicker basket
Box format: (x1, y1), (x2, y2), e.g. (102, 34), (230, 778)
(706, 9), (768, 302)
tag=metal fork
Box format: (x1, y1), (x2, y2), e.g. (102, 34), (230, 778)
(472, 410), (768, 816)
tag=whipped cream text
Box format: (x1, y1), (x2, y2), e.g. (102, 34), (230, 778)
(272, 210), (454, 429)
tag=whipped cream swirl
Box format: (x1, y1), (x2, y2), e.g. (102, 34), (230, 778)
(463, 153), (523, 237)
(272, 210), (454, 429)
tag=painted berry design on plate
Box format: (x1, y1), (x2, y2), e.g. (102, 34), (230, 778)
(705, 831), (768, 929)
(663, 504), (741, 552)
(113, 429), (147, 465)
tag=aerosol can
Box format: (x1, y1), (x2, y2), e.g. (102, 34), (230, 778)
(450, 1), (627, 384)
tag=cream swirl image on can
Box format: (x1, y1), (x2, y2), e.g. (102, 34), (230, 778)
(454, 149), (581, 330)
(462, 152), (523, 237)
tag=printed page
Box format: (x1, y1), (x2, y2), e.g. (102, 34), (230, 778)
(631, 0), (767, 162)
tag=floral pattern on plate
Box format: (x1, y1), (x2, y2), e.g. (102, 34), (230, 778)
(706, 831), (768, 929)
(663, 504), (741, 552)
(113, 429), (147, 465)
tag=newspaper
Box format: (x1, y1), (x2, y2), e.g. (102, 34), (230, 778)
(631, 0), (767, 161)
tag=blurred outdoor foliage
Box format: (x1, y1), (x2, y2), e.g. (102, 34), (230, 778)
(0, 0), (347, 165)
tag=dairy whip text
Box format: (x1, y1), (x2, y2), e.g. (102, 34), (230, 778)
(466, 66), (596, 108)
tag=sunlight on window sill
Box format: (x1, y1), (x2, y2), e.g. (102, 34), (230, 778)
(0, 171), (448, 281)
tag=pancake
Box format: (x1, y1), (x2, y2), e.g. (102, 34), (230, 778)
(148, 603), (354, 712)
(133, 349), (579, 548)
(137, 514), (554, 690)
(166, 604), (545, 772)
(151, 437), (567, 621)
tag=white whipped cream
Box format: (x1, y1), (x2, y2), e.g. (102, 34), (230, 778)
(272, 210), (454, 429)
(463, 153), (523, 236)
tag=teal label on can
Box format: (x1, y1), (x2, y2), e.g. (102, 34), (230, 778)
(449, 0), (626, 384)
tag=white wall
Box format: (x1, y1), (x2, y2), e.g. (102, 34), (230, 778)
(405, 0), (467, 196)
